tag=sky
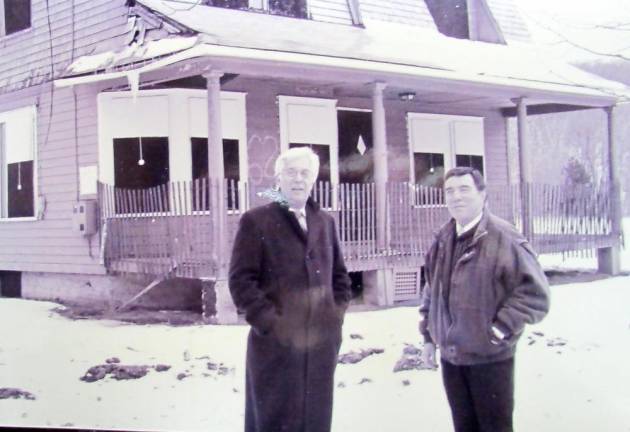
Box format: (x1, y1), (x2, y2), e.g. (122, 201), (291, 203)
(514, 0), (630, 62)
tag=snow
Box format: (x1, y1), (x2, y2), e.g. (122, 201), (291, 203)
(57, 0), (629, 103)
(2, 262), (630, 430)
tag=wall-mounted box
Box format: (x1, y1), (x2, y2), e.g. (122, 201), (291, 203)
(72, 200), (98, 236)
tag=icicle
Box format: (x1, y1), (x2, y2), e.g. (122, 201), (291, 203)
(138, 137), (145, 166)
(127, 70), (140, 103)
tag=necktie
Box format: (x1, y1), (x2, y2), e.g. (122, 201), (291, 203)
(290, 208), (308, 232)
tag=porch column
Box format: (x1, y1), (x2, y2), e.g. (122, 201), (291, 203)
(204, 70), (237, 324)
(598, 106), (622, 275)
(514, 97), (533, 241)
(372, 81), (388, 251)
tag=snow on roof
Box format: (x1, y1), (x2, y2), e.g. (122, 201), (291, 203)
(58, 0), (629, 103)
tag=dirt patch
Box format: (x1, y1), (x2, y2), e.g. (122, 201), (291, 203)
(0, 388), (36, 400)
(545, 269), (615, 286)
(393, 343), (437, 372)
(54, 305), (206, 326)
(80, 358), (172, 383)
(338, 348), (384, 364)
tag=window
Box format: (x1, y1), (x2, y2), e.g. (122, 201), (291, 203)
(113, 137), (170, 214)
(191, 137), (240, 211)
(204, 0), (307, 18)
(0, 106), (36, 219)
(1, 0), (31, 36)
(425, 0), (469, 39)
(98, 90), (247, 214)
(408, 113), (484, 205)
(413, 152), (445, 189)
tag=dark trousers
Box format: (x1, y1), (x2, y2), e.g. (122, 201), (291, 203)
(441, 357), (515, 432)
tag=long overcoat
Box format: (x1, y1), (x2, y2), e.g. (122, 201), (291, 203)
(229, 198), (352, 432)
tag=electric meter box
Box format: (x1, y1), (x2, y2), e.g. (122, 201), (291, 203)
(72, 200), (98, 236)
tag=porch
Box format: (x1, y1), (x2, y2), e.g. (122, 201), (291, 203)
(98, 179), (617, 300)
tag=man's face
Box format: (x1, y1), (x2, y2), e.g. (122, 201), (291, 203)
(277, 155), (317, 208)
(444, 174), (486, 226)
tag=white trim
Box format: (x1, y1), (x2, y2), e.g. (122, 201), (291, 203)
(0, 105), (38, 221)
(337, 107), (372, 113)
(278, 95), (339, 186)
(407, 113), (485, 207)
(98, 88), (248, 188)
(407, 112), (485, 185)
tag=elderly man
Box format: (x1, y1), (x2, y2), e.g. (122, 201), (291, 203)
(229, 146), (352, 432)
(419, 167), (550, 432)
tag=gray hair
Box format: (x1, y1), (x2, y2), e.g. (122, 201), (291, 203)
(274, 146), (320, 178)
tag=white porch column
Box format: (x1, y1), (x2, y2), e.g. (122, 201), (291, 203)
(514, 97), (533, 241)
(204, 70), (237, 324)
(598, 106), (622, 275)
(372, 82), (389, 251)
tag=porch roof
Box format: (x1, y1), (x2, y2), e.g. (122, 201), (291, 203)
(55, 0), (629, 108)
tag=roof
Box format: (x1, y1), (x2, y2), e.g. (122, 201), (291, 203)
(56, 0), (629, 106)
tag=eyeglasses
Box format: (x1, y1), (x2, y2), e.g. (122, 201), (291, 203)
(283, 168), (315, 179)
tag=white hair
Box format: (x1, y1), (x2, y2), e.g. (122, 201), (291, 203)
(274, 146), (320, 178)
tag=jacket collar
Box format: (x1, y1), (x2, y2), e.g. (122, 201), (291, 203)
(437, 208), (490, 247)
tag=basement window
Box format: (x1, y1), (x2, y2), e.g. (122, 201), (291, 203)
(1, 0), (31, 36)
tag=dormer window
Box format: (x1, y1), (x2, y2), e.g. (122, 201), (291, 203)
(425, 0), (469, 40)
(0, 0), (31, 37)
(204, 0), (307, 19)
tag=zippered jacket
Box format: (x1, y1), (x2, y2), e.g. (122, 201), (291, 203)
(419, 210), (550, 365)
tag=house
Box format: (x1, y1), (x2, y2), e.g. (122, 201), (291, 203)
(0, 0), (625, 321)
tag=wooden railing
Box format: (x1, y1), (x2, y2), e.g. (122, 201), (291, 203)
(98, 180), (617, 278)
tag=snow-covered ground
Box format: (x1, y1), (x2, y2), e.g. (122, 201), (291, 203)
(1, 274), (629, 431)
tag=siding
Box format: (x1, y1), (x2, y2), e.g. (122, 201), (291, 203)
(485, 0), (531, 43)
(0, 0), (129, 274)
(0, 0), (129, 94)
(360, 0), (437, 29)
(309, 0), (353, 25)
(0, 82), (107, 275)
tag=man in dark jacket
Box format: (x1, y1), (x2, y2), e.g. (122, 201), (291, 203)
(419, 167), (550, 432)
(229, 146), (352, 432)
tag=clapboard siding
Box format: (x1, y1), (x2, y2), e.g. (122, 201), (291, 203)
(483, 110), (509, 185)
(0, 79), (103, 274)
(310, 0), (353, 25)
(485, 0), (530, 43)
(360, 0), (436, 28)
(0, 0), (129, 93)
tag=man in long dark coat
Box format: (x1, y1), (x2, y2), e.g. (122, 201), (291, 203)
(229, 146), (352, 432)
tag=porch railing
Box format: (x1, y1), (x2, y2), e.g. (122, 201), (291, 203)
(98, 180), (616, 278)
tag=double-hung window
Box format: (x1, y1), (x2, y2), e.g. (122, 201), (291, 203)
(0, 106), (37, 219)
(0, 0), (31, 36)
(408, 113), (485, 205)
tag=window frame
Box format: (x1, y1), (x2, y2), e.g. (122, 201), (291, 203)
(0, 0), (32, 38)
(0, 105), (38, 222)
(98, 89), (248, 216)
(407, 112), (485, 208)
